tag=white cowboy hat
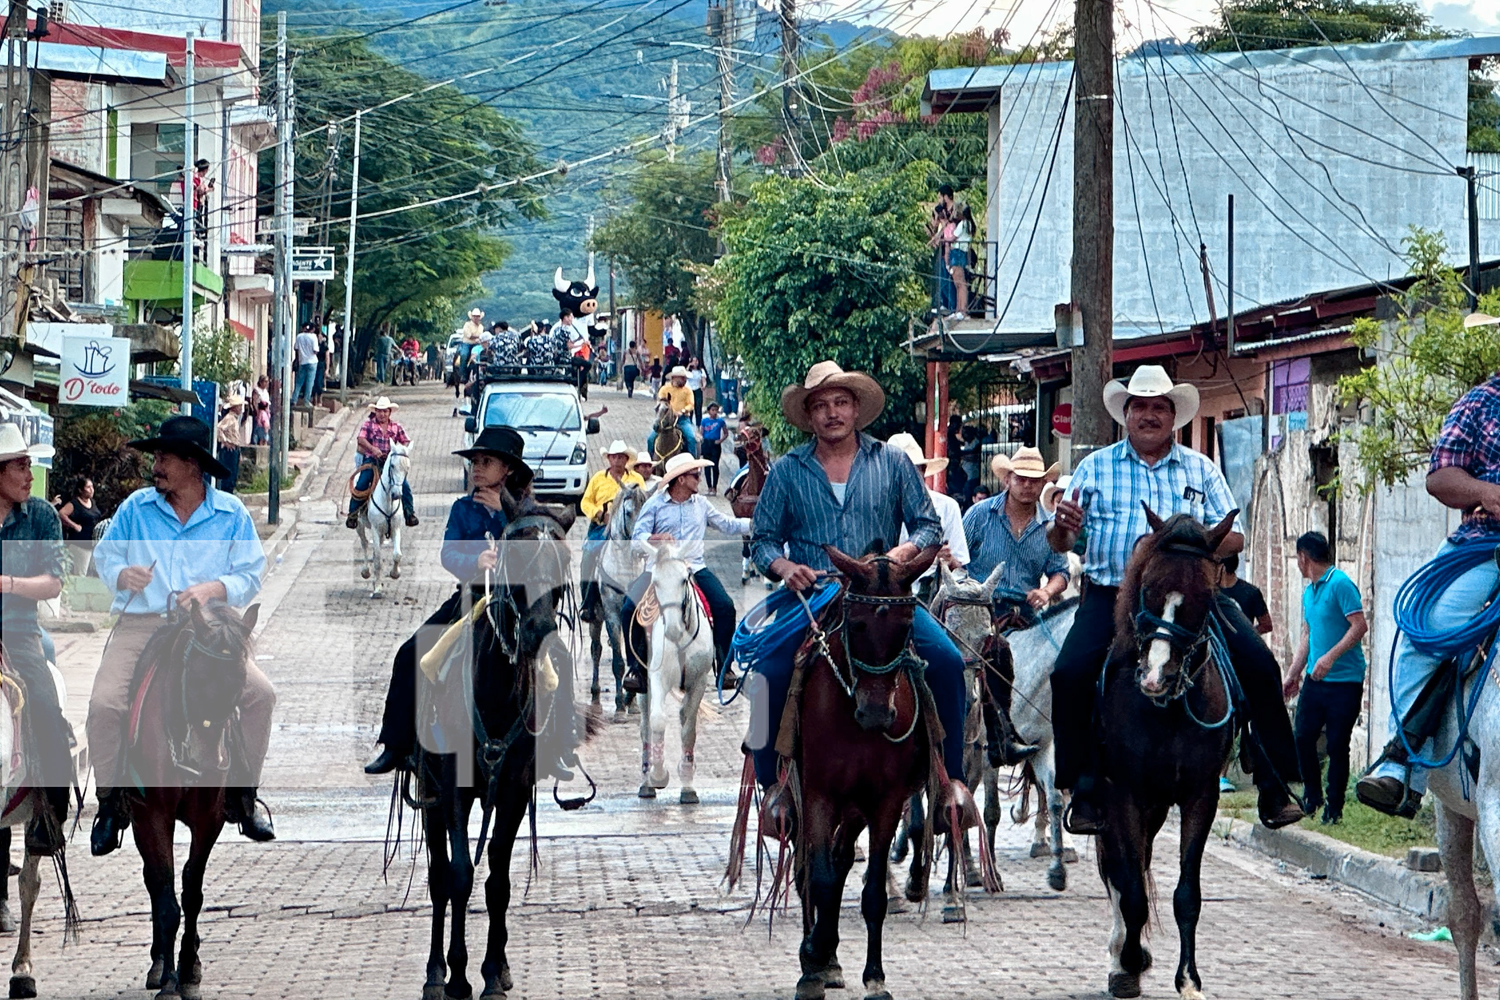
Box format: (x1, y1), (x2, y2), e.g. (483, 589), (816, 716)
(668, 366), (690, 380)
(1005, 446), (1060, 481)
(221, 393), (246, 408)
(781, 360), (885, 434)
(368, 396), (400, 411)
(0, 423), (52, 464)
(885, 432), (948, 478)
(1041, 474), (1073, 514)
(601, 439), (632, 458)
(467, 307), (485, 319)
(633, 450), (654, 467)
(1101, 365), (1199, 431)
(659, 452), (713, 485)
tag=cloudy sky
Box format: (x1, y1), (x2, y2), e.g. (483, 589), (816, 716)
(810, 0), (1500, 50)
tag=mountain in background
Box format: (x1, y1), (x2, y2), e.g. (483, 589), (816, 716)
(268, 0), (893, 324)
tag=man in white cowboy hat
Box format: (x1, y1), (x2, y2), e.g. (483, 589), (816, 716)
(578, 440), (647, 624)
(748, 361), (973, 805)
(886, 432), (968, 579)
(458, 307), (486, 380)
(91, 415), (275, 854)
(215, 393), (246, 494)
(0, 424), (73, 852)
(963, 446), (1068, 610)
(346, 397), (419, 529)
(650, 366), (698, 458)
(1046, 364), (1304, 833)
(632, 450), (660, 492)
(619, 452), (751, 694)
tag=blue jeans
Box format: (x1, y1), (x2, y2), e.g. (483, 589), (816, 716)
(348, 455), (414, 519)
(749, 604), (965, 788)
(293, 363), (317, 405)
(1374, 540), (1499, 794)
(647, 416), (697, 458)
(455, 342), (477, 380)
(935, 248), (955, 312)
(375, 354), (389, 384)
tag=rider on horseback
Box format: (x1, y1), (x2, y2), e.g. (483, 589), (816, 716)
(345, 398), (419, 530)
(748, 361), (974, 810)
(649, 367), (698, 459)
(619, 453), (751, 694)
(365, 426), (576, 779)
(578, 440), (646, 626)
(0, 425), (72, 854)
(90, 415), (276, 855)
(1046, 366), (1304, 834)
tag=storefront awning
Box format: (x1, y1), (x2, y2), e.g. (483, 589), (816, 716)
(123, 260), (224, 306)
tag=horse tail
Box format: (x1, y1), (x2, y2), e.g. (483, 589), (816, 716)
(724, 750), (757, 893)
(52, 852), (81, 944)
(1009, 759), (1038, 824)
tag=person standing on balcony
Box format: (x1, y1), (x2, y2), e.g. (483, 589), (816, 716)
(948, 202), (974, 321)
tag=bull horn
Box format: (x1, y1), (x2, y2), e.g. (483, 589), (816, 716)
(553, 267), (569, 293)
(585, 259), (596, 289)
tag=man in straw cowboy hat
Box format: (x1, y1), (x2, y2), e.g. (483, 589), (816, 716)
(346, 397), (419, 530)
(578, 440), (647, 624)
(620, 452), (752, 695)
(0, 424), (73, 852)
(215, 392), (246, 493)
(1046, 365), (1304, 834)
(632, 451), (660, 492)
(458, 307), (486, 381)
(90, 415), (275, 854)
(650, 366), (699, 459)
(885, 432), (969, 582)
(964, 447), (1069, 613)
(747, 361), (973, 805)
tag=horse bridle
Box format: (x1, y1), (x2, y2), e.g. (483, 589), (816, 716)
(366, 452), (405, 530)
(799, 584), (926, 744)
(1132, 539), (1223, 709)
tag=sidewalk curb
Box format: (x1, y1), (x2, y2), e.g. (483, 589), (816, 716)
(299, 401), (359, 486)
(1214, 814), (1448, 922)
(262, 504), (300, 570)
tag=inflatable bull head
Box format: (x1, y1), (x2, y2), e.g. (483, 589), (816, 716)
(552, 264), (600, 319)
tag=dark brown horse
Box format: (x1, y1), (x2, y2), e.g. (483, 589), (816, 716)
(414, 493), (583, 1000)
(789, 544), (944, 1000)
(127, 600), (259, 1000)
(649, 401), (684, 472)
(725, 424), (768, 520)
(1096, 508), (1237, 1000)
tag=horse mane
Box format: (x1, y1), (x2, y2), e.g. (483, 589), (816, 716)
(1112, 513), (1214, 641)
(130, 602), (253, 687)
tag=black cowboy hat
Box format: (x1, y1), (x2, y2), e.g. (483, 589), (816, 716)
(453, 425), (533, 490)
(128, 414), (231, 479)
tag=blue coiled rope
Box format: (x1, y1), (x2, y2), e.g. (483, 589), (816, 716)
(719, 580), (842, 706)
(1387, 538), (1500, 769)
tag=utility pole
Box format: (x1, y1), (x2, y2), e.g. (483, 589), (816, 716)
(779, 0), (800, 173)
(339, 109), (361, 405)
(1226, 194), (1235, 354)
(1068, 0), (1114, 460)
(608, 255), (617, 387)
(665, 58), (680, 161)
(179, 32), (195, 414)
(269, 12), (289, 525)
(1458, 165), (1481, 311)
(312, 120), (338, 328)
(709, 0), (735, 205)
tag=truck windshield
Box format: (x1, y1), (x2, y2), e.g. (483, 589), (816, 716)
(484, 392), (580, 431)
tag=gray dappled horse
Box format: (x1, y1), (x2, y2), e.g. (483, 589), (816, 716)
(589, 482), (645, 721)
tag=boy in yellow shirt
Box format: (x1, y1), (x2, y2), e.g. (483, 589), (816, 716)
(580, 439), (646, 622)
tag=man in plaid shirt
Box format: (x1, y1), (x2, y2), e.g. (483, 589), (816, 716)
(346, 397), (419, 529)
(1357, 372), (1500, 816)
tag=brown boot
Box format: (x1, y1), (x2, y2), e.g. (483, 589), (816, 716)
(1257, 787), (1305, 830)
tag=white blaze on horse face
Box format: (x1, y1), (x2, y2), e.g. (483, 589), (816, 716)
(1143, 592), (1184, 693)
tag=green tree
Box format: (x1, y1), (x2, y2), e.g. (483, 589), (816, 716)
(192, 321), (254, 385)
(709, 163), (932, 451)
(1337, 227), (1500, 488)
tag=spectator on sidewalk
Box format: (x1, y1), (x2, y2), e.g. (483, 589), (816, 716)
(375, 330), (396, 385)
(1221, 553), (1273, 634)
(216, 394), (246, 493)
(686, 358), (707, 424)
(699, 402), (726, 495)
(292, 325), (319, 406)
(1282, 531), (1368, 825)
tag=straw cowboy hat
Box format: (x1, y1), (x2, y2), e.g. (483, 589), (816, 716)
(600, 439), (632, 458)
(452, 425), (533, 490)
(1006, 446), (1060, 481)
(668, 366), (690, 380)
(1041, 474), (1072, 515)
(633, 450), (655, 468)
(659, 452), (712, 486)
(781, 360), (885, 434)
(0, 423), (53, 465)
(368, 396), (400, 411)
(990, 452), (1011, 479)
(886, 432), (948, 478)
(128, 415), (230, 479)
(468, 307), (485, 319)
(221, 393), (246, 408)
(1102, 364), (1199, 431)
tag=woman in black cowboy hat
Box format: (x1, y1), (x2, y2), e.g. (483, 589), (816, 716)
(365, 427), (532, 774)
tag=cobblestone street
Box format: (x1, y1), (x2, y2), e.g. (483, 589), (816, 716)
(30, 381), (1490, 999)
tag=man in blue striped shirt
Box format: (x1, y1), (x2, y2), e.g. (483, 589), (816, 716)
(1046, 366), (1303, 833)
(749, 361), (969, 802)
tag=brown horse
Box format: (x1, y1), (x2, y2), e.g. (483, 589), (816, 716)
(725, 423), (768, 520)
(649, 401), (684, 472)
(127, 600), (259, 1000)
(790, 544), (946, 1000)
(1096, 508), (1237, 1000)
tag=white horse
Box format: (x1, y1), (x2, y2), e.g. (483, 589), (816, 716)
(637, 543), (715, 804)
(0, 656), (78, 999)
(590, 483), (646, 722)
(356, 443), (409, 599)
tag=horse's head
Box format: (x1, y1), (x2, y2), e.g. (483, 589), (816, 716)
(1116, 505), (1236, 701)
(385, 443), (411, 481)
(608, 483), (645, 537)
(169, 601), (257, 777)
(649, 542), (696, 639)
(935, 561), (1005, 656)
(653, 401), (677, 432)
(826, 543), (938, 733)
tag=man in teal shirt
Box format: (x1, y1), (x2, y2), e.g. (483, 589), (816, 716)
(1282, 531), (1367, 824)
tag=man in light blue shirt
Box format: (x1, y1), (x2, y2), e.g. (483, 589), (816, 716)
(89, 416), (275, 855)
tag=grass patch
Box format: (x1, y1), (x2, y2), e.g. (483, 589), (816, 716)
(1220, 778), (1435, 858)
(244, 464), (300, 495)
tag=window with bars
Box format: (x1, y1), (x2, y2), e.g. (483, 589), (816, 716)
(44, 200), (86, 304)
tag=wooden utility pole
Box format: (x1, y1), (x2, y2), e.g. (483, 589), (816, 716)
(179, 33), (195, 414)
(269, 11), (290, 525)
(779, 0), (800, 172)
(710, 0), (735, 205)
(339, 110), (361, 404)
(1069, 0), (1114, 459)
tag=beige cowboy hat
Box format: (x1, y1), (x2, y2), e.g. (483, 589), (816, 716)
(1102, 364), (1199, 431)
(368, 396), (400, 411)
(659, 452), (712, 485)
(990, 452), (1011, 479)
(1006, 446), (1060, 481)
(1041, 474), (1073, 514)
(668, 365), (690, 380)
(781, 360), (885, 434)
(0, 423), (52, 464)
(886, 432), (948, 478)
(601, 439), (632, 458)
(467, 307), (485, 319)
(221, 393), (246, 408)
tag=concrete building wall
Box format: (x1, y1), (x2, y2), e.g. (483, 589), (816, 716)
(993, 46), (1474, 340)
(66, 1), (231, 41)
